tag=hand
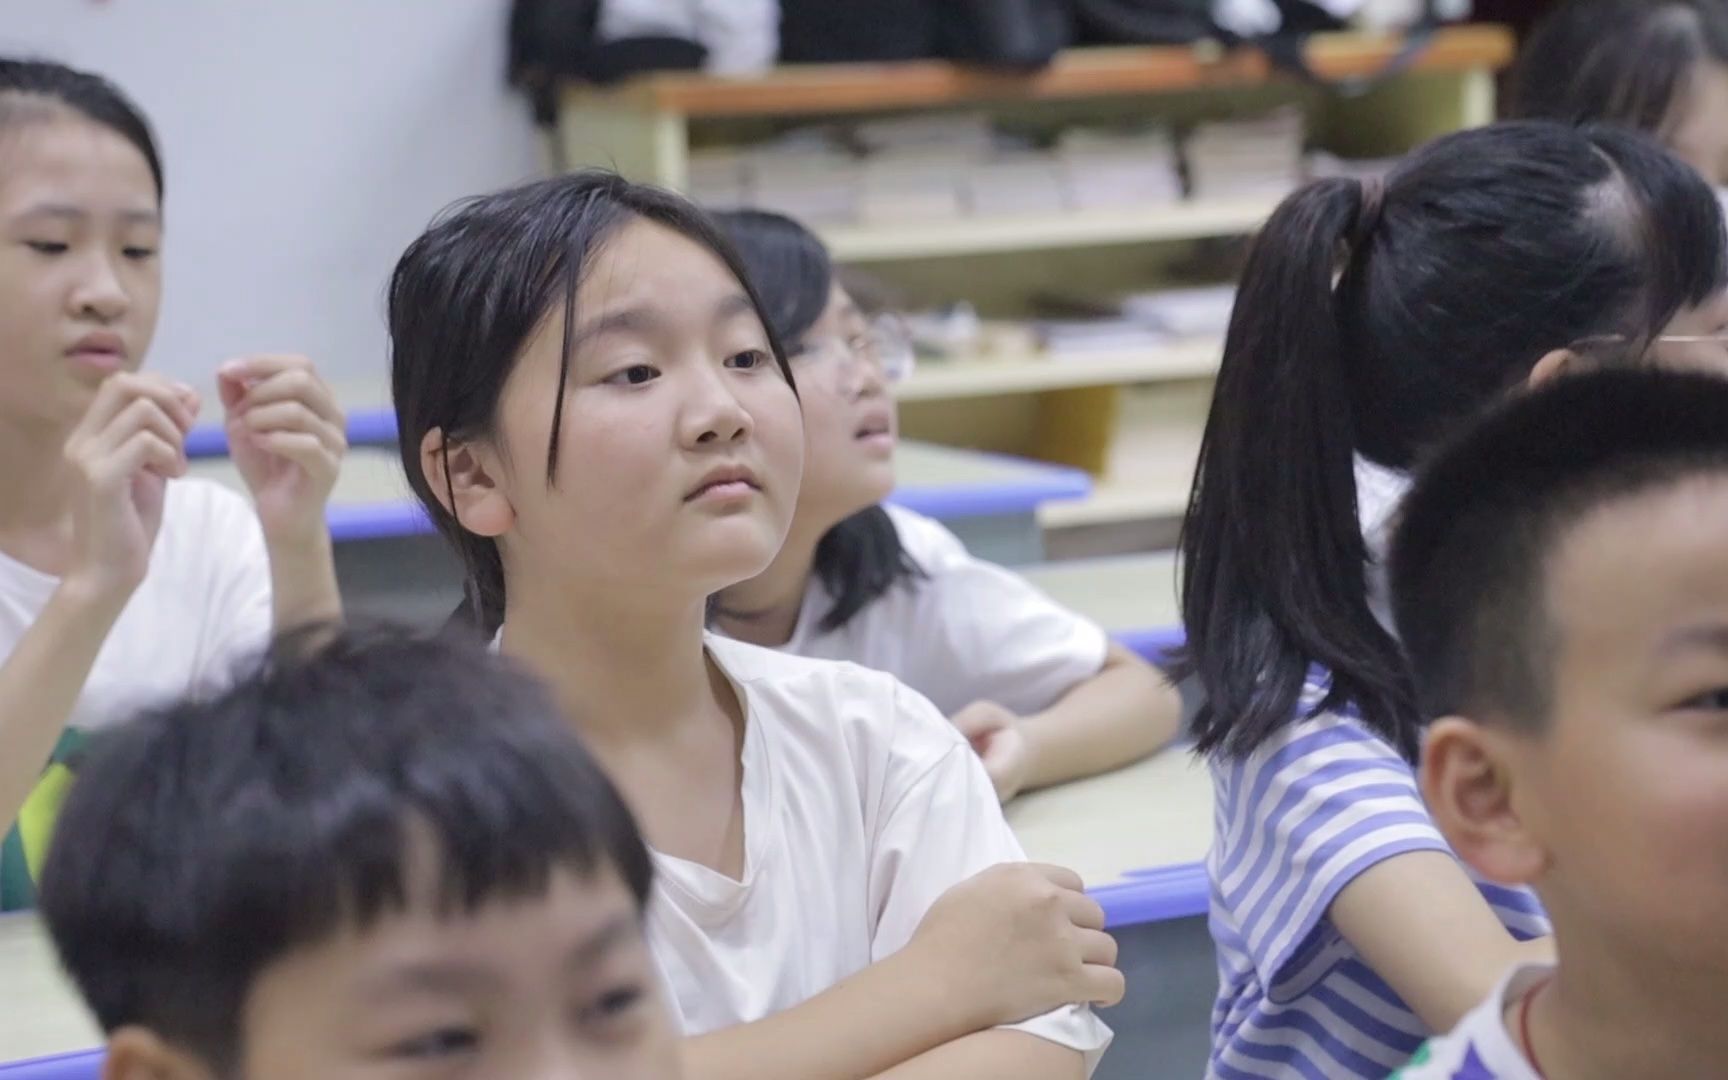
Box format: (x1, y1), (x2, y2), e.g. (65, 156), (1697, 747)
(219, 355), (345, 542)
(952, 701), (1033, 802)
(62, 372), (198, 600)
(907, 863), (1123, 1031)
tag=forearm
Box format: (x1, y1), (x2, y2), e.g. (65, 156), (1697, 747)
(1020, 648), (1181, 792)
(683, 950), (981, 1080)
(869, 1030), (1088, 1080)
(264, 526), (342, 631)
(0, 582), (126, 829)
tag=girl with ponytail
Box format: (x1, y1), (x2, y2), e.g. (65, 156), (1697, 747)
(1184, 121), (1728, 1079)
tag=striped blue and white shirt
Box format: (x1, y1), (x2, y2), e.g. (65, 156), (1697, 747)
(1205, 677), (1550, 1080)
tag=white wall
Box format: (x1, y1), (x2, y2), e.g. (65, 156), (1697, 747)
(6, 1), (545, 385)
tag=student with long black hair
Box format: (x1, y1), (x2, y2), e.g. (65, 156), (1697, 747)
(710, 209), (1179, 802)
(1181, 121), (1728, 1080)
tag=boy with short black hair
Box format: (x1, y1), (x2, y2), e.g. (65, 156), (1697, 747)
(1388, 367), (1728, 1078)
(38, 626), (681, 1080)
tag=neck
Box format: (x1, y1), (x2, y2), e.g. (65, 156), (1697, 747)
(710, 511), (829, 647)
(500, 576), (715, 748)
(1532, 923), (1728, 1079)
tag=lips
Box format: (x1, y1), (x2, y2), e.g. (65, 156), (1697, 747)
(854, 407), (894, 440)
(685, 463), (762, 501)
(67, 331), (127, 366)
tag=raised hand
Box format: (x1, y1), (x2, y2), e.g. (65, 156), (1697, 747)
(61, 372), (197, 599)
(218, 355), (345, 541)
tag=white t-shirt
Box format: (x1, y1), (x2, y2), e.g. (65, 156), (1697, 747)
(1355, 453), (1410, 636)
(773, 504), (1109, 718)
(0, 478), (273, 734)
(649, 635), (1112, 1070)
(1392, 963), (1552, 1079)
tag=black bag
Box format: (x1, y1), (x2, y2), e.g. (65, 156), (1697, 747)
(508, 0), (705, 124)
(780, 0), (1070, 70)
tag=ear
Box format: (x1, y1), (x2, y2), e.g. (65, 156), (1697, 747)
(101, 1027), (216, 1080)
(1527, 348), (1577, 388)
(1419, 717), (1549, 887)
(419, 426), (514, 539)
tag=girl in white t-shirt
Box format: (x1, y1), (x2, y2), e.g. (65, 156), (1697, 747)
(708, 209), (1180, 802)
(390, 170), (1118, 1079)
(0, 59), (346, 904)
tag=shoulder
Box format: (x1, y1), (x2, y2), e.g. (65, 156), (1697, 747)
(707, 634), (965, 760)
(881, 503), (967, 568)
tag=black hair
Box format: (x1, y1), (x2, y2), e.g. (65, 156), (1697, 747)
(713, 208), (925, 632)
(1391, 368), (1728, 730)
(1178, 121), (1728, 762)
(0, 57), (163, 200)
(1509, 0), (1728, 139)
(37, 624), (651, 1073)
(389, 170), (794, 638)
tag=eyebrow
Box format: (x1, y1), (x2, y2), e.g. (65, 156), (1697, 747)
(566, 912), (641, 969)
(12, 202), (160, 226)
(1659, 623), (1728, 657)
(357, 913), (641, 997)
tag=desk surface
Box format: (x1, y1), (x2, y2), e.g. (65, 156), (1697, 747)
(0, 915), (95, 1068)
(0, 746), (1213, 1068)
(186, 441), (1091, 541)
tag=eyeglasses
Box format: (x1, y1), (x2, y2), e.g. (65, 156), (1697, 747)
(792, 314), (917, 391)
(1571, 331), (1728, 352)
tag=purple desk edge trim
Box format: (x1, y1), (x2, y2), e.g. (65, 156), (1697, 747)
(187, 408), (399, 459)
(0, 1049), (103, 1079)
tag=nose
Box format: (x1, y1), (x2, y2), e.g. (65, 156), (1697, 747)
(681, 362), (753, 447)
(69, 250), (129, 323)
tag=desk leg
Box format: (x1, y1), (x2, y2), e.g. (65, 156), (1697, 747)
(1093, 915), (1218, 1080)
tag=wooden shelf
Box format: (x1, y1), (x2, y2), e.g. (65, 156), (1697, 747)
(820, 199), (1277, 261)
(1038, 380), (1210, 529)
(566, 26), (1514, 119)
(899, 338), (1221, 402)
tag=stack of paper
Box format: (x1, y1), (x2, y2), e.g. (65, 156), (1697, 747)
(1120, 285), (1238, 339)
(745, 129), (860, 224)
(967, 148), (1068, 218)
(1056, 126), (1184, 210)
(687, 148), (751, 211)
(1185, 108), (1305, 201)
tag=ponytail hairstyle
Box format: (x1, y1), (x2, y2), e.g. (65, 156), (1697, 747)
(1508, 0), (1728, 139)
(714, 209), (925, 632)
(389, 172), (795, 638)
(0, 57), (162, 202)
(1179, 121), (1728, 761)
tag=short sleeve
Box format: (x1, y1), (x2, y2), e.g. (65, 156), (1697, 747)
(865, 680), (1113, 1071)
(185, 485), (274, 689)
(1212, 715), (1450, 998)
(886, 509), (1109, 717)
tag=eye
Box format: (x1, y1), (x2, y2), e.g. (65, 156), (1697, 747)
(122, 246), (158, 261)
(603, 364), (660, 387)
(726, 349), (770, 371)
(390, 1026), (479, 1060)
(24, 241), (68, 255)
(578, 985), (645, 1029)
(1680, 687), (1728, 711)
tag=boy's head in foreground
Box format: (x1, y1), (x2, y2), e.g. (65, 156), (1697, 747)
(1392, 367), (1728, 978)
(37, 626), (679, 1080)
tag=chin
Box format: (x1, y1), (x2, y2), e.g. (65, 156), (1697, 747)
(684, 525), (785, 589)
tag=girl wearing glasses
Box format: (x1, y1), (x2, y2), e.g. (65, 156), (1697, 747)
(711, 209), (1180, 803)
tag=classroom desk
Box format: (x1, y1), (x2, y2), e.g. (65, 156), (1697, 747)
(1020, 551), (1184, 663)
(0, 915), (97, 1077)
(1007, 749), (1211, 927)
